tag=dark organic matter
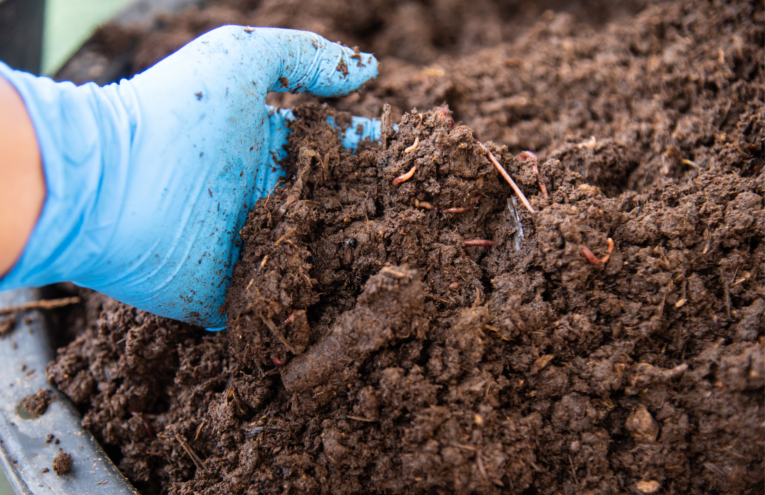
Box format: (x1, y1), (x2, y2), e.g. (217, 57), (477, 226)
(46, 0), (764, 494)
(20, 389), (54, 417)
(52, 451), (72, 475)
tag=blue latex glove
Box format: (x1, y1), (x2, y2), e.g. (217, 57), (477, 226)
(0, 27), (382, 328)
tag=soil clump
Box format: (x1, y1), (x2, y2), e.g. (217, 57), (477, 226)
(20, 389), (54, 417)
(45, 0), (763, 494)
(52, 450), (72, 475)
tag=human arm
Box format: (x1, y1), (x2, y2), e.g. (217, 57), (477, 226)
(0, 76), (45, 276)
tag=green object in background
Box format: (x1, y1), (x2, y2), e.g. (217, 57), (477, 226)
(0, 456), (10, 495)
(42, 0), (135, 75)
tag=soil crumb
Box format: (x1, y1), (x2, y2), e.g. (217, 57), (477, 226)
(21, 389), (54, 417)
(46, 0), (763, 494)
(0, 315), (15, 338)
(52, 450), (72, 475)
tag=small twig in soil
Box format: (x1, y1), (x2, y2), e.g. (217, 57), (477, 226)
(472, 287), (482, 308)
(484, 324), (511, 341)
(194, 419), (207, 441)
(404, 136), (420, 153)
(380, 266), (408, 279)
(263, 179), (283, 210)
(464, 239), (495, 247)
(259, 315), (297, 354)
(146, 451), (169, 457)
(245, 426), (286, 435)
(702, 229), (712, 254)
(443, 207), (469, 213)
(682, 158), (700, 169)
(569, 455), (579, 485)
(346, 416), (376, 422)
(274, 227), (297, 247)
(175, 434), (206, 471)
(518, 151), (548, 198)
(581, 238), (614, 265)
(393, 165), (417, 186)
(732, 271), (751, 286)
(724, 281), (732, 320)
(479, 144), (535, 214)
(476, 451), (490, 484)
(426, 293), (452, 305)
(0, 297), (81, 317)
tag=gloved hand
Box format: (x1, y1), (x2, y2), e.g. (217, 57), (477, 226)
(0, 27), (381, 329)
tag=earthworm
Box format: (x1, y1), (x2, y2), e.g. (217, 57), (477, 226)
(393, 165), (417, 185)
(480, 144), (535, 214)
(437, 108), (455, 127)
(443, 207), (469, 213)
(600, 238), (615, 263)
(464, 239), (495, 247)
(284, 309), (297, 324)
(272, 355), (286, 366)
(581, 238), (614, 265)
(404, 137), (420, 153)
(581, 245), (601, 265)
(518, 151), (548, 198)
(414, 200), (433, 210)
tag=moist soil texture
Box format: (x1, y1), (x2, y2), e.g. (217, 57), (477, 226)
(20, 389), (54, 417)
(52, 450), (72, 475)
(45, 0), (763, 494)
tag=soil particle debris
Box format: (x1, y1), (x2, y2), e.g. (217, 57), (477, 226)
(21, 389), (54, 417)
(625, 404), (660, 443)
(336, 59), (349, 76)
(0, 315), (16, 338)
(52, 451), (72, 475)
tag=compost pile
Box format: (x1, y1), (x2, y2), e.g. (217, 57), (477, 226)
(46, 0), (763, 494)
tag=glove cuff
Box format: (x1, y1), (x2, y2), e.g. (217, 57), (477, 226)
(0, 62), (133, 290)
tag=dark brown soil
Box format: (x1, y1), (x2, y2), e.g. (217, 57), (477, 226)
(20, 388), (54, 417)
(0, 315), (15, 338)
(52, 450), (72, 475)
(46, 0), (763, 494)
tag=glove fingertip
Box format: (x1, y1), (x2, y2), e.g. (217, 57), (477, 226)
(270, 30), (378, 98)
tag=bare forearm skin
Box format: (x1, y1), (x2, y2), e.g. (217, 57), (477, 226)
(0, 76), (45, 277)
